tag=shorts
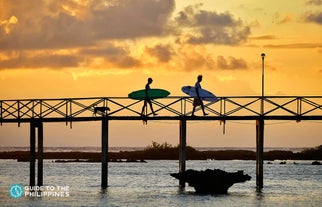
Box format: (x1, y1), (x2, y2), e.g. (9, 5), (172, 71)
(193, 99), (203, 106)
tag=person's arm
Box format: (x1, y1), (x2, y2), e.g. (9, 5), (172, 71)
(196, 87), (201, 99)
(196, 83), (201, 100)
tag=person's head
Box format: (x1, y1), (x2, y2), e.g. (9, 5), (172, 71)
(197, 75), (203, 82)
(148, 77), (153, 84)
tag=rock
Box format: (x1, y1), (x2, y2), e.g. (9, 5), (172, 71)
(311, 161), (321, 165)
(171, 169), (251, 194)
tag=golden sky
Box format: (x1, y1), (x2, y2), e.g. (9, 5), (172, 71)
(0, 0), (321, 148)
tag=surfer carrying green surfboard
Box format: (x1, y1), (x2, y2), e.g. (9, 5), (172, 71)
(141, 78), (158, 116)
(192, 75), (208, 116)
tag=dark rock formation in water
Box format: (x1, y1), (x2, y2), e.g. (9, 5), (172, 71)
(311, 160), (321, 165)
(171, 169), (251, 194)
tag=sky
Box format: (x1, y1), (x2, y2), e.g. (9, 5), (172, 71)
(0, 0), (321, 148)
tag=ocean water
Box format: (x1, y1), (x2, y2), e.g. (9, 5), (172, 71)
(0, 146), (308, 153)
(0, 159), (321, 207)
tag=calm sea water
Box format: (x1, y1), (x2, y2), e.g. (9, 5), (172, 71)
(0, 159), (321, 207)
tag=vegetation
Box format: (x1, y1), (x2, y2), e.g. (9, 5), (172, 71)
(0, 143), (321, 161)
(294, 145), (322, 160)
(142, 141), (203, 159)
(145, 141), (174, 151)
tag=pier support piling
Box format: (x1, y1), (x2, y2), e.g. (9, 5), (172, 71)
(30, 121), (36, 187)
(29, 120), (44, 187)
(37, 122), (43, 187)
(256, 119), (264, 189)
(179, 119), (187, 189)
(101, 118), (109, 189)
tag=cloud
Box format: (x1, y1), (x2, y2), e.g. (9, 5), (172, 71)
(272, 12), (293, 25)
(304, 12), (322, 25)
(217, 56), (248, 70)
(80, 45), (130, 57)
(0, 53), (80, 69)
(263, 43), (322, 48)
(145, 44), (174, 62)
(175, 5), (251, 45)
(0, 0), (175, 50)
(141, 41), (251, 72)
(0, 42), (141, 70)
(0, 0), (173, 69)
(276, 14), (293, 24)
(0, 1), (252, 71)
(245, 42), (322, 49)
(249, 35), (277, 40)
(306, 0), (322, 5)
(0, 16), (18, 34)
(0, 0), (91, 49)
(79, 44), (141, 68)
(87, 0), (175, 40)
(174, 44), (216, 71)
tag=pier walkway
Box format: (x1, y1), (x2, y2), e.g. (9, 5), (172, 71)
(1, 96), (322, 189)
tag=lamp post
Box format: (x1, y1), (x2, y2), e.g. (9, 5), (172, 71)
(261, 53), (265, 115)
(257, 53), (265, 189)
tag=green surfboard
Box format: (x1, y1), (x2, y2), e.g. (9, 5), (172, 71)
(128, 89), (170, 100)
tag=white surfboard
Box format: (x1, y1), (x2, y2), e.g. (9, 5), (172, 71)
(182, 86), (218, 102)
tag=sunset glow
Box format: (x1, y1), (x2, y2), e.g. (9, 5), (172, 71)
(0, 0), (321, 148)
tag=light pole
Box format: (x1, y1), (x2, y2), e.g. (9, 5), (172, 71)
(261, 53), (265, 115)
(257, 53), (265, 189)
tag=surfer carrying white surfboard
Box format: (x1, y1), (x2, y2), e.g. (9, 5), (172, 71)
(192, 75), (208, 116)
(141, 78), (157, 116)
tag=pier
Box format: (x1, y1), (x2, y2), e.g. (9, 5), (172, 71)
(1, 96), (322, 189)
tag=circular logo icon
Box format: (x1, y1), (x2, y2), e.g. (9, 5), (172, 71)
(9, 184), (24, 199)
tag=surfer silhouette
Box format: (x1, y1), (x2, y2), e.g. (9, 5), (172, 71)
(141, 78), (157, 116)
(192, 75), (208, 116)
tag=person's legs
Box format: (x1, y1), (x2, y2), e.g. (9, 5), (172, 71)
(192, 99), (198, 116)
(141, 100), (147, 115)
(201, 102), (208, 116)
(148, 100), (157, 115)
(192, 99), (208, 116)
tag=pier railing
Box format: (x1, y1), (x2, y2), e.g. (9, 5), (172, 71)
(1, 96), (322, 123)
